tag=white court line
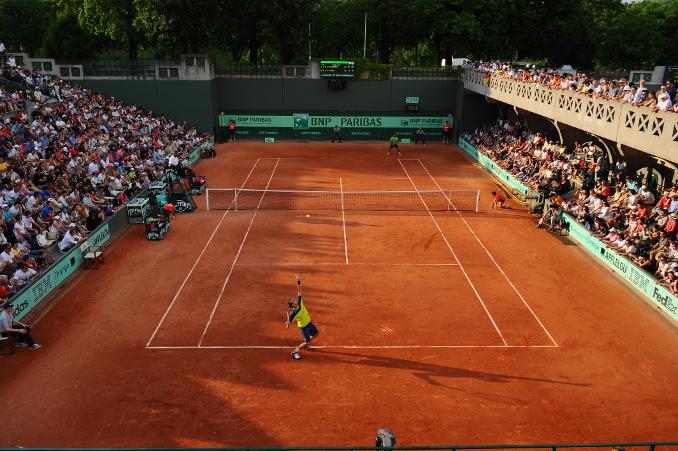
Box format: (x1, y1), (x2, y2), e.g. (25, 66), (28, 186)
(340, 177), (348, 264)
(197, 158), (281, 347)
(398, 159), (508, 346)
(145, 158), (262, 348)
(417, 159), (559, 347)
(235, 262), (460, 267)
(148, 344), (559, 350)
(260, 157), (393, 161)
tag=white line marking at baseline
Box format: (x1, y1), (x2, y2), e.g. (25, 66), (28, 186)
(260, 157), (393, 161)
(148, 344), (558, 350)
(145, 157), (262, 348)
(340, 177), (348, 264)
(234, 262), (461, 266)
(416, 159), (559, 347)
(398, 159), (508, 347)
(197, 159), (281, 347)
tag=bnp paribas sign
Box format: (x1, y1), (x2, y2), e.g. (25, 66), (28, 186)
(222, 114), (451, 129)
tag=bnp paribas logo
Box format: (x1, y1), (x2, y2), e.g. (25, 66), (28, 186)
(293, 113), (309, 130)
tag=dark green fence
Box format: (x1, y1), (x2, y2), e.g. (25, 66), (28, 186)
(392, 66), (460, 79)
(215, 64), (283, 78)
(55, 59), (181, 78)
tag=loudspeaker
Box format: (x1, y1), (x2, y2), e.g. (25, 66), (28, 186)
(376, 428), (396, 447)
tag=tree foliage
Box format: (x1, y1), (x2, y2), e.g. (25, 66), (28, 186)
(0, 0), (674, 69)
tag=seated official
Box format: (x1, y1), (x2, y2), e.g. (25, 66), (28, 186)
(58, 223), (83, 252)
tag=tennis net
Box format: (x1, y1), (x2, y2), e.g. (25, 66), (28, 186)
(205, 189), (480, 212)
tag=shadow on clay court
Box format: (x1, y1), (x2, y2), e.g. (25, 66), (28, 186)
(314, 350), (590, 390)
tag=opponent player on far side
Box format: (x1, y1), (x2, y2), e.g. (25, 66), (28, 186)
(387, 132), (401, 156)
(285, 274), (319, 359)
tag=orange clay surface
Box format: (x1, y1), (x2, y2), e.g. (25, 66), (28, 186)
(1, 142), (677, 448)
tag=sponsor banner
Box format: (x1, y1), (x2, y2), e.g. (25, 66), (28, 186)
(459, 138), (677, 323)
(459, 138), (534, 197)
(12, 248), (82, 321)
(12, 223), (111, 321)
(561, 215), (677, 322)
(220, 114), (450, 130)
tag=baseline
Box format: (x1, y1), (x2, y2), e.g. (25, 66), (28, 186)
(147, 344), (558, 350)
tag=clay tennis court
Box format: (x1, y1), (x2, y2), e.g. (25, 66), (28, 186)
(2, 142), (677, 448)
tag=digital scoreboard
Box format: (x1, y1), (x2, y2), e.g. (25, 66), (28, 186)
(320, 60), (355, 78)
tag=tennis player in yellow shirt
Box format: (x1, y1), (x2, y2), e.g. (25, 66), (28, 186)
(285, 274), (319, 360)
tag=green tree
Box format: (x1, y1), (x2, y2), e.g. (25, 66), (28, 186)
(596, 1), (666, 69)
(134, 0), (217, 56)
(67, 0), (143, 59)
(42, 11), (103, 58)
(0, 0), (53, 56)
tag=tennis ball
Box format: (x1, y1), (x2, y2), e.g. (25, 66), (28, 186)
(305, 214), (311, 218)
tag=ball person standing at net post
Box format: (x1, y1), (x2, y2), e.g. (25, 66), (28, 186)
(387, 132), (401, 156)
(415, 127), (426, 145)
(285, 274), (319, 359)
(331, 124), (342, 143)
(228, 119), (236, 142)
(442, 121), (451, 143)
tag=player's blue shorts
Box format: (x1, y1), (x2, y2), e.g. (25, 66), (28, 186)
(300, 322), (319, 342)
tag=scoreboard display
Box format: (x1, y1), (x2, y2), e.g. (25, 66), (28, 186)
(320, 60), (355, 78)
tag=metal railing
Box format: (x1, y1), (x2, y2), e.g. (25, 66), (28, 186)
(53, 59), (181, 78)
(392, 66), (460, 79)
(215, 64), (282, 78)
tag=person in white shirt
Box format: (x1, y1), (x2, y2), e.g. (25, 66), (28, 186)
(656, 93), (672, 111)
(12, 262), (37, 287)
(168, 153), (179, 167)
(58, 224), (82, 252)
(37, 230), (55, 248)
(0, 244), (14, 266)
(639, 186), (655, 206)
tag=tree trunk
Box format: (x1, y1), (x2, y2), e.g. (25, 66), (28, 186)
(248, 38), (259, 65)
(128, 38), (138, 60)
(444, 46), (452, 66)
(378, 38), (390, 64)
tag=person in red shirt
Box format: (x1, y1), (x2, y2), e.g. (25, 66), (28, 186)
(442, 121), (451, 143)
(228, 119), (236, 142)
(491, 191), (510, 210)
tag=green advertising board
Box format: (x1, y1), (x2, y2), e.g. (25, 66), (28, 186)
(459, 138), (677, 324)
(12, 223), (111, 321)
(219, 113), (452, 140)
(458, 138), (538, 198)
(561, 214), (677, 322)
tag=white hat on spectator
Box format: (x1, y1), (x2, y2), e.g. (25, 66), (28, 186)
(610, 227), (616, 232)
(68, 223), (77, 228)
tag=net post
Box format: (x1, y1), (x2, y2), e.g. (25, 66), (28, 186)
(475, 190), (480, 212)
(340, 178), (345, 211)
(205, 189), (210, 211)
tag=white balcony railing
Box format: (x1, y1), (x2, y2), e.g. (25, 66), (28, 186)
(463, 69), (678, 162)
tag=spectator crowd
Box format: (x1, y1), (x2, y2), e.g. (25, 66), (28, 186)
(0, 46), (213, 311)
(463, 61), (678, 113)
(463, 121), (678, 294)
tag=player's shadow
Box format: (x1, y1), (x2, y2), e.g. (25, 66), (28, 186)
(316, 350), (589, 389)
